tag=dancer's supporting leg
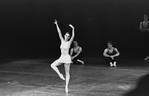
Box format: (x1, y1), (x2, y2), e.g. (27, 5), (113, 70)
(64, 63), (70, 93)
(51, 60), (65, 80)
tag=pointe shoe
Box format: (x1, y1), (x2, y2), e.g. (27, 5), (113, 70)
(59, 74), (65, 80)
(65, 86), (68, 93)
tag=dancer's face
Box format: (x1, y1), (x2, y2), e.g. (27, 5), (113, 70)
(64, 33), (70, 41)
(107, 43), (113, 48)
(73, 41), (78, 47)
(144, 16), (148, 21)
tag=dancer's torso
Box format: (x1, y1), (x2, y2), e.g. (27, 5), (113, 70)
(73, 46), (80, 53)
(142, 21), (149, 29)
(72, 46), (80, 56)
(60, 40), (70, 55)
(107, 47), (116, 56)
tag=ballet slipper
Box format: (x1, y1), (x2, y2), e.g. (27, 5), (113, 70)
(65, 86), (68, 93)
(59, 74), (65, 80)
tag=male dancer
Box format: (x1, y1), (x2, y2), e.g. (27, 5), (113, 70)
(103, 41), (120, 67)
(139, 15), (149, 60)
(70, 41), (84, 65)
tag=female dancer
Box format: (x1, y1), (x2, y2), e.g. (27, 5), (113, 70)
(51, 20), (74, 93)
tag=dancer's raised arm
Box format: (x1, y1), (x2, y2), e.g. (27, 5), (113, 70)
(69, 24), (75, 42)
(54, 20), (64, 41)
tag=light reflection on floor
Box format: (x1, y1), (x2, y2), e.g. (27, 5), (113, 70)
(0, 59), (148, 96)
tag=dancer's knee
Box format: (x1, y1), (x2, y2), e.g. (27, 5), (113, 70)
(51, 63), (54, 68)
(51, 61), (60, 68)
(51, 62), (56, 68)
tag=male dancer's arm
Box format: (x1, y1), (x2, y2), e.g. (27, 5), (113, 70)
(111, 48), (120, 58)
(70, 48), (73, 57)
(139, 22), (143, 31)
(71, 47), (82, 60)
(103, 49), (115, 59)
(103, 49), (110, 57)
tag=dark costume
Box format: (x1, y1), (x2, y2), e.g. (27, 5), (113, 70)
(71, 47), (83, 64)
(141, 22), (149, 56)
(105, 48), (117, 64)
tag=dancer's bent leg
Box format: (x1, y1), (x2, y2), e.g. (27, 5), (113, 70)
(112, 57), (117, 67)
(77, 59), (84, 64)
(51, 60), (65, 80)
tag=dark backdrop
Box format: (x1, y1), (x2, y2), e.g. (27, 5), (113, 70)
(0, 0), (149, 59)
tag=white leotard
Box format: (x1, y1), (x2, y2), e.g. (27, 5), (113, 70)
(57, 40), (72, 63)
(60, 40), (70, 55)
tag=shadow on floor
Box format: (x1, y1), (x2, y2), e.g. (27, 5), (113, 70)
(123, 74), (149, 96)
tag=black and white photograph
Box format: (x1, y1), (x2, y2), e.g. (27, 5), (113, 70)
(0, 0), (149, 95)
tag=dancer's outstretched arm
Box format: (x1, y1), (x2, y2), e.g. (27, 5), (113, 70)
(54, 20), (64, 41)
(69, 24), (75, 43)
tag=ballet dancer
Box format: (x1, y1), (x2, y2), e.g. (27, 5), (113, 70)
(139, 15), (149, 33)
(51, 20), (74, 93)
(103, 41), (120, 67)
(139, 15), (149, 60)
(70, 41), (84, 65)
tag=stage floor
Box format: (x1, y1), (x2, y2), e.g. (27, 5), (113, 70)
(0, 57), (148, 96)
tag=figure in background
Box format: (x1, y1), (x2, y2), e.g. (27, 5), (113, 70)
(103, 41), (120, 67)
(139, 15), (149, 60)
(140, 15), (149, 33)
(70, 41), (84, 65)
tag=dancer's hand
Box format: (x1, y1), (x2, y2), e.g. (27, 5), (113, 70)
(71, 56), (75, 60)
(54, 20), (58, 25)
(110, 56), (114, 59)
(69, 24), (74, 28)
